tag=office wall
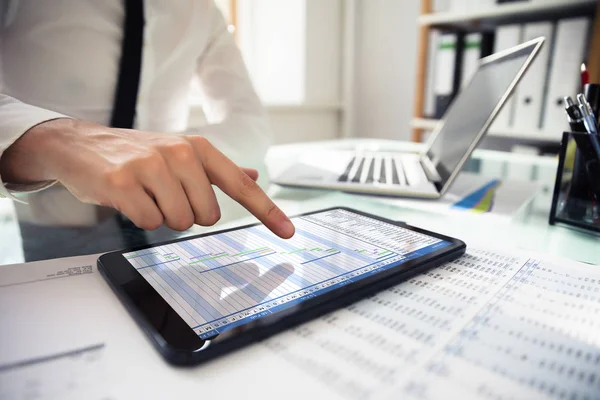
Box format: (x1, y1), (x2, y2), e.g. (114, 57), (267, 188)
(236, 0), (343, 144)
(352, 0), (420, 141)
(192, 1), (420, 144)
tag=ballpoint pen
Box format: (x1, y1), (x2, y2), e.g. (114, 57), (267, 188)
(577, 94), (599, 135)
(564, 96), (586, 133)
(584, 84), (600, 124)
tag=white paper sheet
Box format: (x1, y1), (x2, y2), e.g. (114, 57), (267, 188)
(1, 246), (599, 399)
(0, 343), (109, 400)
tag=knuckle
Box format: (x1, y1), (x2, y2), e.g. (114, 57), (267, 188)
(144, 212), (164, 231)
(266, 203), (284, 220)
(193, 136), (210, 148)
(239, 171), (260, 197)
(197, 207), (221, 226)
(132, 212), (163, 231)
(137, 152), (168, 176)
(103, 168), (136, 191)
(189, 136), (213, 154)
(167, 213), (194, 231)
(163, 141), (197, 164)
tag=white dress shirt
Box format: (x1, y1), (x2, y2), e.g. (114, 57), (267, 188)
(0, 0), (271, 201)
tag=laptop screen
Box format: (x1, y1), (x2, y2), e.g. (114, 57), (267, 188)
(426, 41), (540, 191)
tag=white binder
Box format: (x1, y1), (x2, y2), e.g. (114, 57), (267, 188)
(512, 22), (554, 133)
(433, 34), (458, 118)
(542, 17), (591, 138)
(490, 25), (522, 132)
(424, 30), (441, 118)
(460, 33), (482, 89)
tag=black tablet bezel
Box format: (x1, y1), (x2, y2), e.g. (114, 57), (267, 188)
(98, 207), (466, 366)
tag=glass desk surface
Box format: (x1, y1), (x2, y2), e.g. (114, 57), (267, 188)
(1, 139), (598, 267)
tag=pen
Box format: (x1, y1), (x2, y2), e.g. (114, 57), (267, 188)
(584, 84), (600, 124)
(581, 63), (590, 88)
(577, 94), (599, 135)
(564, 96), (586, 133)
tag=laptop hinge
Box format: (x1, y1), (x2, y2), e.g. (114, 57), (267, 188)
(420, 156), (442, 182)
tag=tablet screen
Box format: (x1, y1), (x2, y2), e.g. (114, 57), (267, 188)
(123, 209), (450, 339)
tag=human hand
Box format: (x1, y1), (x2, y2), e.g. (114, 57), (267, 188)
(0, 118), (295, 237)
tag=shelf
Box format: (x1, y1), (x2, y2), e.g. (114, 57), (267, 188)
(411, 118), (562, 143)
(188, 96), (343, 112)
(419, 0), (597, 28)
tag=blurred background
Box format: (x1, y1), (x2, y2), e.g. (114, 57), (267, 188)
(193, 0), (597, 154)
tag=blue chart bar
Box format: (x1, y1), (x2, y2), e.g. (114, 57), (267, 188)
(123, 209), (451, 338)
(301, 251), (341, 265)
(197, 252), (277, 274)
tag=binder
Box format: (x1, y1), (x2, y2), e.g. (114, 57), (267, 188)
(424, 30), (441, 118)
(434, 33), (459, 118)
(491, 25), (522, 131)
(460, 33), (482, 89)
(512, 22), (553, 133)
(542, 17), (591, 137)
(459, 32), (494, 89)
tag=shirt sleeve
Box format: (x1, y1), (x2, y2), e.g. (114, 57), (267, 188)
(0, 93), (66, 201)
(190, 2), (272, 169)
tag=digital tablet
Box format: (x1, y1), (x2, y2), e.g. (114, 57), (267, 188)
(98, 207), (466, 366)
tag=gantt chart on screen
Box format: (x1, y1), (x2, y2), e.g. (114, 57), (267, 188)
(124, 209), (450, 338)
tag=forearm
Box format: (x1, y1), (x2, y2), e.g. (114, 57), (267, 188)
(0, 118), (73, 184)
(0, 94), (69, 198)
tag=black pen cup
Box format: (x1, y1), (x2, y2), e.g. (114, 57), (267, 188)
(549, 132), (600, 234)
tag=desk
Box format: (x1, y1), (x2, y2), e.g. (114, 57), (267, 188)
(2, 139), (595, 266)
(1, 139), (599, 399)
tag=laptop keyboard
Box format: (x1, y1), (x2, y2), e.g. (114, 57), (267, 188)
(338, 154), (426, 186)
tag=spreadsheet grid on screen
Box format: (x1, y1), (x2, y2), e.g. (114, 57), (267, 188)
(124, 210), (450, 339)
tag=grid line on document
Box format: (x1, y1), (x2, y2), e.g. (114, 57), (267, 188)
(224, 228), (319, 295)
(178, 237), (251, 316)
(212, 232), (277, 302)
(195, 232), (280, 310)
(192, 252), (401, 329)
(154, 260), (222, 322)
(132, 213), (405, 329)
(160, 256), (225, 321)
(187, 231), (272, 313)
(156, 242), (236, 317)
(246, 226), (385, 288)
(297, 215), (395, 255)
(248, 226), (351, 277)
(295, 219), (396, 261)
(298, 212), (437, 254)
(227, 228), (335, 295)
(143, 268), (200, 326)
(226, 231), (331, 298)
(193, 232), (277, 312)
(180, 244), (252, 312)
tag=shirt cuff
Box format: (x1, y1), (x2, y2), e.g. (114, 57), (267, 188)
(0, 101), (69, 202)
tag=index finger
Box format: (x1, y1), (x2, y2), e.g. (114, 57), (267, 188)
(192, 138), (295, 239)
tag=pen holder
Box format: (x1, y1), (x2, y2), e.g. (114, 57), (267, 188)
(549, 132), (600, 234)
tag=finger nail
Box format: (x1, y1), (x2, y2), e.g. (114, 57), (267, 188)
(279, 219), (295, 238)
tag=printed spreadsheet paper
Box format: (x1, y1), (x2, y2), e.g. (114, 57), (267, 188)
(0, 244), (599, 399)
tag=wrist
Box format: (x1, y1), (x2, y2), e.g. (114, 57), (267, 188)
(0, 118), (75, 184)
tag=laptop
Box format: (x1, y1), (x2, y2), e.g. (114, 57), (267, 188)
(272, 37), (545, 199)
